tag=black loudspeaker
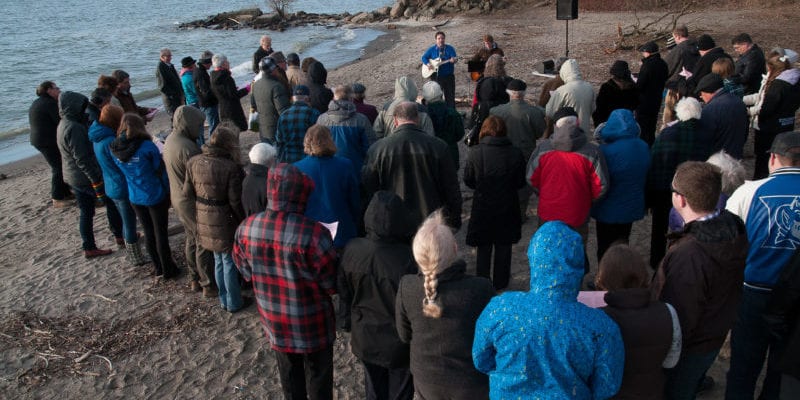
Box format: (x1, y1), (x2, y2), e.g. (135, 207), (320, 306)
(556, 0), (578, 20)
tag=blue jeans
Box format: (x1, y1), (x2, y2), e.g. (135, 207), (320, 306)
(200, 105), (219, 137)
(726, 285), (785, 400)
(665, 349), (720, 400)
(73, 186), (122, 250)
(111, 197), (137, 243)
(214, 251), (242, 311)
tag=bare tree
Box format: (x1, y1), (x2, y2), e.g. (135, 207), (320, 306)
(266, 0), (294, 19)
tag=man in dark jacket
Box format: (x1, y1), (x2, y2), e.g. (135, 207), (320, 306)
(732, 33), (766, 95)
(29, 81), (71, 206)
(252, 57), (290, 144)
(697, 73), (749, 159)
(156, 48), (185, 126)
(252, 35), (273, 73)
(111, 70), (155, 122)
(210, 54), (249, 132)
(194, 51), (219, 135)
(306, 61), (333, 114)
(763, 250), (800, 398)
(683, 34), (733, 97)
(316, 85), (375, 173)
(351, 83), (379, 124)
(56, 91), (122, 258)
(338, 191), (417, 400)
(654, 161), (748, 400)
(275, 85), (320, 163)
(636, 41), (669, 146)
(363, 101), (463, 230)
(664, 25), (699, 83)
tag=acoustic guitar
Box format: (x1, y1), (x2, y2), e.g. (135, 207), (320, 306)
(421, 57), (459, 79)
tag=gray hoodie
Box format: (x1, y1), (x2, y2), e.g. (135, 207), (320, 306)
(163, 105), (206, 224)
(57, 91), (102, 188)
(374, 76), (435, 137)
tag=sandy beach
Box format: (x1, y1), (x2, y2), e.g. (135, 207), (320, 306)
(2, 1), (800, 398)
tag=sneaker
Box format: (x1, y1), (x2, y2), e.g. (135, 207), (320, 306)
(229, 296), (254, 313)
(84, 248), (113, 258)
(52, 199), (75, 208)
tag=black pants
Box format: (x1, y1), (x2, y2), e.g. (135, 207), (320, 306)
(476, 244), (512, 290)
(362, 361), (414, 400)
(132, 197), (177, 277)
(753, 129), (778, 180)
(35, 145), (71, 200)
(275, 346), (333, 400)
(649, 191), (672, 270)
(637, 112), (659, 146)
(595, 221), (633, 263)
(435, 73), (456, 109)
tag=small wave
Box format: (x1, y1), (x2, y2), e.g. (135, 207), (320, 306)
(0, 126), (30, 140)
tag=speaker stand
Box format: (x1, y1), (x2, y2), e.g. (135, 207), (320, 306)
(564, 20), (570, 58)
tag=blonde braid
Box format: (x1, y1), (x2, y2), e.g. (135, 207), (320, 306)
(413, 210), (456, 319)
(422, 271), (442, 318)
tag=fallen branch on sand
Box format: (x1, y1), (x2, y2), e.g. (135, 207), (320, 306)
(94, 354), (113, 372)
(79, 293), (117, 303)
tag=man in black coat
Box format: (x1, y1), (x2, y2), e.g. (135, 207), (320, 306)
(252, 35), (273, 73)
(194, 50), (219, 136)
(636, 41), (669, 146)
(732, 33), (766, 95)
(664, 25), (699, 83)
(683, 34), (733, 97)
(156, 48), (185, 126)
(28, 81), (72, 206)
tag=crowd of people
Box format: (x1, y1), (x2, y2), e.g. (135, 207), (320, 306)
(25, 26), (800, 400)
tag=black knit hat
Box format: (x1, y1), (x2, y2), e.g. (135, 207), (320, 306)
(506, 79), (527, 91)
(697, 34), (716, 51)
(638, 41), (658, 53)
(609, 60), (631, 79)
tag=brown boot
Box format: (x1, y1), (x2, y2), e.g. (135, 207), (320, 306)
(189, 280), (201, 292)
(202, 287), (218, 298)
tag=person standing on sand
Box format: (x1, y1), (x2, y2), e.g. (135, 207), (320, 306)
(56, 91), (122, 258)
(109, 70), (156, 123)
(275, 85), (320, 164)
(193, 51), (219, 136)
(252, 35), (273, 74)
(351, 82), (378, 124)
(29, 81), (72, 208)
(421, 31), (458, 108)
(544, 59), (595, 136)
(156, 48), (185, 127)
(251, 57), (290, 144)
(210, 54), (249, 132)
(635, 41), (669, 146)
(233, 163), (338, 400)
(285, 53), (303, 90)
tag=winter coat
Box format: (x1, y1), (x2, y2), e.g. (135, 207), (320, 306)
(423, 100), (464, 166)
(526, 124), (609, 228)
(252, 74), (290, 141)
(373, 76), (435, 137)
(113, 90), (150, 120)
(636, 53), (669, 117)
(593, 78), (639, 126)
(545, 59), (596, 134)
(591, 109), (650, 224)
(646, 119), (712, 194)
(184, 144), (245, 252)
(473, 221), (624, 400)
(473, 76), (510, 124)
(602, 288), (675, 400)
(396, 259), (494, 391)
(211, 68), (248, 131)
(363, 123), (463, 230)
(241, 162), (269, 216)
(56, 91), (102, 189)
(700, 90), (749, 159)
(758, 68), (800, 134)
(29, 94), (60, 148)
(338, 191), (417, 368)
(294, 155), (360, 249)
(735, 44), (766, 95)
(252, 46), (272, 73)
(664, 38), (699, 83)
(275, 101), (320, 164)
(156, 61), (184, 106)
(110, 135), (168, 207)
(180, 68), (198, 106)
(233, 163), (338, 353)
(88, 121), (127, 200)
(655, 210), (748, 354)
(464, 136), (526, 246)
(193, 63), (218, 108)
(307, 62), (333, 114)
(163, 106), (205, 226)
(316, 99), (375, 173)
(490, 99), (546, 160)
(764, 250), (800, 380)
(684, 47), (732, 96)
(353, 98), (378, 124)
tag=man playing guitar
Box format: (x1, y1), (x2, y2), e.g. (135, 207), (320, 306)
(421, 31), (458, 108)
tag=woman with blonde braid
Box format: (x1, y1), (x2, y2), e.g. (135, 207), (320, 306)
(395, 211), (494, 399)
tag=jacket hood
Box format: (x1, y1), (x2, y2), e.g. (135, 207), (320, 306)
(559, 59), (583, 83)
(674, 210), (748, 272)
(551, 124), (587, 151)
(88, 121), (116, 143)
(109, 133), (144, 163)
(326, 99), (356, 120)
(596, 109), (641, 143)
(211, 69), (231, 85)
(172, 105), (205, 140)
(527, 221), (584, 299)
(266, 163), (314, 214)
(364, 190), (415, 242)
(777, 68), (800, 86)
(201, 143), (234, 159)
(59, 91), (89, 121)
(393, 76), (417, 101)
(309, 61), (327, 85)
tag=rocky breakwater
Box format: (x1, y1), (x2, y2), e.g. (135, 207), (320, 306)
(178, 0), (509, 30)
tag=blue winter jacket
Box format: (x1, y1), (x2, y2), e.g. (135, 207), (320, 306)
(294, 155), (360, 248)
(473, 221), (624, 400)
(591, 109), (651, 224)
(110, 135), (168, 206)
(88, 121), (128, 200)
(181, 69), (199, 106)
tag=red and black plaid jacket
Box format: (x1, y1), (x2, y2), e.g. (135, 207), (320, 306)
(234, 163), (338, 353)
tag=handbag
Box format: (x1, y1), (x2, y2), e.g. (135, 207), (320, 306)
(464, 104), (483, 147)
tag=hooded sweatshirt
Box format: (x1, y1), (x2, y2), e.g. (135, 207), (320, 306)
(163, 105), (205, 223)
(545, 59), (596, 135)
(307, 61), (333, 114)
(473, 221), (624, 399)
(88, 121), (128, 200)
(110, 132), (167, 207)
(591, 109), (651, 224)
(316, 99), (375, 173)
(758, 68), (800, 133)
(373, 76), (435, 137)
(57, 91), (102, 189)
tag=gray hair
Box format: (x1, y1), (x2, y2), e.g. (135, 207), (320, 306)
(212, 54), (227, 69)
(706, 151), (746, 196)
(160, 48), (171, 57)
(676, 97), (702, 121)
(249, 143), (277, 166)
(555, 115), (578, 129)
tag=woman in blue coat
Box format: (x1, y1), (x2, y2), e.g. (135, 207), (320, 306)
(590, 108), (651, 262)
(111, 113), (178, 278)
